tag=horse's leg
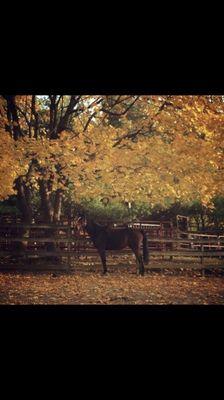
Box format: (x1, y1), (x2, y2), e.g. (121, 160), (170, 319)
(98, 248), (107, 274)
(138, 252), (145, 276)
(130, 246), (145, 276)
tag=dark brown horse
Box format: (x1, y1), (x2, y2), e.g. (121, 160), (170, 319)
(77, 217), (149, 275)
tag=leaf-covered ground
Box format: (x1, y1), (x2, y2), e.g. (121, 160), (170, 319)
(1, 260), (224, 304)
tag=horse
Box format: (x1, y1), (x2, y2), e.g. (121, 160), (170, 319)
(77, 216), (149, 275)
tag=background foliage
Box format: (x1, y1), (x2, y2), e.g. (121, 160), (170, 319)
(0, 95), (224, 229)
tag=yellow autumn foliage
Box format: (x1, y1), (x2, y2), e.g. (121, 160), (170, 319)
(0, 95), (224, 209)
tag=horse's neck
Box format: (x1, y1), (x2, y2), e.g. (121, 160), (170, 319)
(86, 221), (97, 235)
(86, 221), (102, 237)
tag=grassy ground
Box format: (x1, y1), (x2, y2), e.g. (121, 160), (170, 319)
(0, 258), (224, 304)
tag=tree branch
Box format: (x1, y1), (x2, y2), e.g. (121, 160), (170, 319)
(3, 95), (23, 140)
(87, 97), (103, 109)
(55, 95), (82, 138)
(101, 96), (140, 117)
(31, 95), (39, 139)
(113, 122), (155, 147)
(16, 105), (32, 137)
(83, 111), (97, 131)
(154, 100), (182, 117)
(113, 128), (143, 147)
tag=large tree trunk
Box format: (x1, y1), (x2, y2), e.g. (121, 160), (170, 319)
(39, 181), (64, 263)
(15, 177), (33, 222)
(200, 212), (206, 231)
(53, 190), (64, 263)
(39, 180), (54, 223)
(39, 179), (55, 251)
(53, 189), (63, 223)
(14, 177), (33, 251)
(3, 95), (22, 139)
(3, 96), (33, 253)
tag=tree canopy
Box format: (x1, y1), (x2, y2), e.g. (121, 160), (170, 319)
(0, 95), (223, 222)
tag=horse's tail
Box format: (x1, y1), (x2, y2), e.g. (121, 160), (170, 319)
(141, 230), (149, 265)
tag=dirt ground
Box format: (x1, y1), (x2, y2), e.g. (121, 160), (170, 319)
(1, 259), (224, 304)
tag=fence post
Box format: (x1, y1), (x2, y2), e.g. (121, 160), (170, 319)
(67, 223), (71, 271)
(200, 244), (204, 265)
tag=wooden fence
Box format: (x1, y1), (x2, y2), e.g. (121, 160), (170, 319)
(0, 222), (224, 271)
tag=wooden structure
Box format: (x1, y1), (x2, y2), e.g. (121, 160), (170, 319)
(0, 222), (73, 270)
(0, 219), (224, 271)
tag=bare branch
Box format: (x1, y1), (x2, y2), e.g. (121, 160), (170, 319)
(56, 95), (63, 105)
(49, 95), (57, 137)
(113, 122), (155, 147)
(16, 105), (32, 137)
(3, 95), (23, 140)
(113, 128), (143, 147)
(87, 97), (103, 109)
(101, 96), (140, 117)
(55, 95), (82, 138)
(31, 96), (39, 139)
(83, 111), (97, 132)
(154, 100), (182, 117)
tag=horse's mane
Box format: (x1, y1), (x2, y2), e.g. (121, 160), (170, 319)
(87, 220), (114, 237)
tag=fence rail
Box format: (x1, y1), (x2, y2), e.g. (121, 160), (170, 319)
(1, 236), (224, 244)
(1, 222), (224, 270)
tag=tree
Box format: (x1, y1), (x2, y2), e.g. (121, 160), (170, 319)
(0, 95), (224, 225)
(0, 95), (141, 222)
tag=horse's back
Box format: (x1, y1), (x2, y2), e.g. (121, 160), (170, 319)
(92, 225), (143, 250)
(104, 228), (129, 250)
(104, 228), (142, 250)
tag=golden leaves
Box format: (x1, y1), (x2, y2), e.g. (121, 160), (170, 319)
(1, 95), (224, 208)
(1, 268), (224, 304)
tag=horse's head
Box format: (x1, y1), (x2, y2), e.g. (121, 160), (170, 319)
(74, 215), (88, 234)
(76, 215), (99, 236)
